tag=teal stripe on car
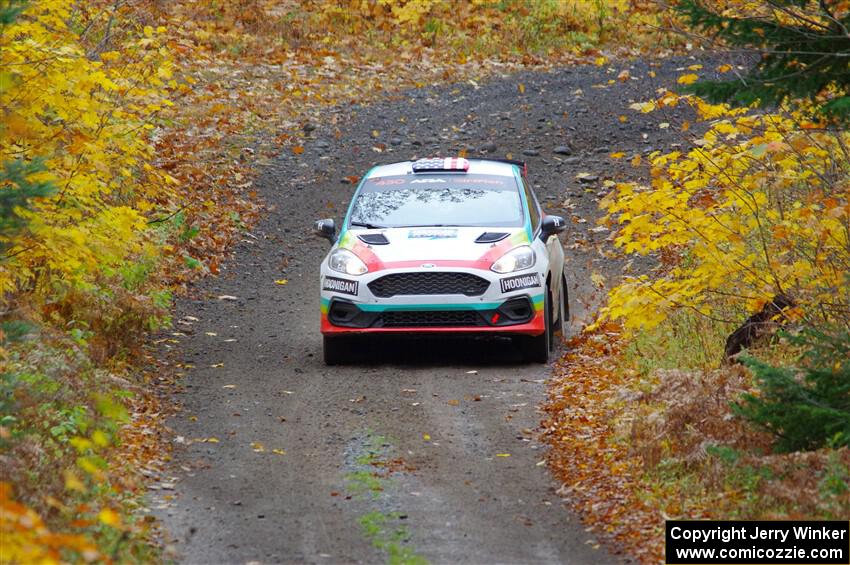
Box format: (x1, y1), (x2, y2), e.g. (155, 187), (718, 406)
(357, 301), (503, 312)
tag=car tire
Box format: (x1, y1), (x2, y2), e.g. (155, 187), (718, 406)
(323, 335), (350, 365)
(520, 286), (552, 363)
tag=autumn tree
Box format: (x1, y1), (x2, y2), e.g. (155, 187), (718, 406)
(675, 0), (850, 120)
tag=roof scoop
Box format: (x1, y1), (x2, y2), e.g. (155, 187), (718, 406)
(475, 232), (510, 243)
(358, 233), (390, 245)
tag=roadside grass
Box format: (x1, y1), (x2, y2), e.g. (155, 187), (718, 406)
(1, 328), (166, 563)
(619, 310), (734, 375)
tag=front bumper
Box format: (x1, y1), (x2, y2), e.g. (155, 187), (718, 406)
(319, 267), (546, 336)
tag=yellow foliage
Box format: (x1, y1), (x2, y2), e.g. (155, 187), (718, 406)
(0, 482), (100, 564)
(599, 96), (850, 331)
(313, 0), (670, 53)
(0, 0), (173, 299)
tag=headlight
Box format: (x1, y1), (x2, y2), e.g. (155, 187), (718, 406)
(328, 249), (368, 275)
(491, 245), (536, 273)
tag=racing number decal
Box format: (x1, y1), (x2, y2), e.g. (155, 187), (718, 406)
(500, 273), (541, 293)
(323, 276), (359, 296)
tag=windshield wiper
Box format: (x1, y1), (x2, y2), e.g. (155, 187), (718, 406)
(350, 221), (387, 229)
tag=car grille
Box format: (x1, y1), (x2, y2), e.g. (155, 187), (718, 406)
(381, 310), (483, 327)
(368, 272), (490, 297)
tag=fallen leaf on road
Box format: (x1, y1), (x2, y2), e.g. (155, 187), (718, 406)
(591, 273), (606, 288)
(210, 362), (224, 368)
(272, 449), (286, 456)
(251, 442), (265, 453)
(423, 434), (431, 441)
(205, 332), (217, 336)
(274, 279), (288, 285)
(448, 399), (460, 406)
(496, 453), (511, 457)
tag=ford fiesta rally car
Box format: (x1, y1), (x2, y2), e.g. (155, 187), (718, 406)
(313, 157), (568, 365)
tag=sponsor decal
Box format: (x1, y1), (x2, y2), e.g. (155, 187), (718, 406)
(407, 228), (458, 240)
(323, 276), (358, 296)
(500, 273), (540, 293)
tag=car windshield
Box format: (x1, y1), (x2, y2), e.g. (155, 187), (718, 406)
(348, 174), (524, 228)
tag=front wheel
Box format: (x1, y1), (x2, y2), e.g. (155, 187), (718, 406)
(519, 287), (553, 363)
(323, 335), (351, 365)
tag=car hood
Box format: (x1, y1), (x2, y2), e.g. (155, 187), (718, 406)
(339, 226), (531, 267)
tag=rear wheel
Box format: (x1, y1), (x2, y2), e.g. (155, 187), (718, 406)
(520, 286), (553, 363)
(323, 335), (351, 365)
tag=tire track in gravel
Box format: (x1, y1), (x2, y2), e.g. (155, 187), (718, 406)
(154, 56), (702, 564)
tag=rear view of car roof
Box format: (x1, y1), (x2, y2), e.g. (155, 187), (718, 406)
(367, 158), (519, 179)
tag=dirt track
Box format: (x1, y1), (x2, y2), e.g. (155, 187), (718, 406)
(154, 57), (698, 564)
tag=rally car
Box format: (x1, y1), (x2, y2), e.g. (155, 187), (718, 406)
(313, 157), (568, 365)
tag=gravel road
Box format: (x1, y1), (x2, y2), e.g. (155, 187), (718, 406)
(154, 57), (699, 564)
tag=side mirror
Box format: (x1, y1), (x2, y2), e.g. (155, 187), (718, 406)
(313, 218), (336, 242)
(540, 215), (567, 240)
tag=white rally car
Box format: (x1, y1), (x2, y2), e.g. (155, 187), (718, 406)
(313, 157), (568, 364)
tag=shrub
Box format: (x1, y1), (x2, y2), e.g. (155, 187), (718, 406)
(734, 329), (850, 452)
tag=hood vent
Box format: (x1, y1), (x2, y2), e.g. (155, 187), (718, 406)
(475, 232), (510, 243)
(358, 233), (389, 245)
